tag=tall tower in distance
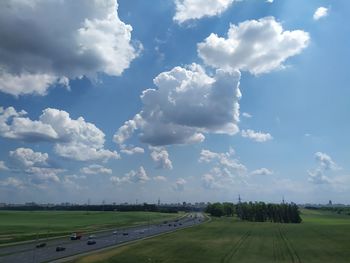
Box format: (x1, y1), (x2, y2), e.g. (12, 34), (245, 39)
(158, 197), (160, 206)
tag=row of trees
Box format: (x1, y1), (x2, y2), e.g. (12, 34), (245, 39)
(205, 202), (234, 217)
(0, 203), (198, 213)
(206, 202), (302, 223)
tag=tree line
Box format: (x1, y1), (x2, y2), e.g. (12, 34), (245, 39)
(0, 203), (200, 213)
(206, 202), (302, 223)
(305, 206), (350, 216)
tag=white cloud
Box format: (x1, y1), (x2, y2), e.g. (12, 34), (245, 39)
(0, 106), (119, 162)
(0, 107), (58, 141)
(120, 144), (145, 155)
(0, 73), (69, 97)
(10, 148), (48, 167)
(198, 148), (277, 190)
(308, 152), (339, 184)
(251, 168), (273, 176)
(65, 174), (87, 180)
(198, 17), (310, 74)
(313, 7), (328, 21)
(153, 176), (167, 182)
(242, 112), (252, 118)
(111, 166), (150, 185)
(0, 161), (9, 171)
(201, 173), (221, 189)
(113, 115), (142, 145)
(199, 149), (223, 163)
(266, 0), (273, 3)
(26, 167), (63, 185)
(174, 0), (235, 24)
(0, 177), (24, 189)
(199, 148), (247, 187)
(241, 129), (273, 142)
(315, 152), (338, 170)
(0, 0), (139, 96)
(308, 169), (331, 184)
(173, 178), (186, 191)
(80, 164), (112, 175)
(114, 64), (241, 146)
(54, 143), (119, 162)
(149, 146), (173, 170)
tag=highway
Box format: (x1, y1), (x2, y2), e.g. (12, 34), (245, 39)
(0, 213), (205, 263)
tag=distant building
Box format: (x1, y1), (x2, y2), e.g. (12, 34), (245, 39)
(328, 200), (332, 206)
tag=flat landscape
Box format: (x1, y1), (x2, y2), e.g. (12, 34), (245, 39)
(71, 209), (350, 263)
(0, 211), (180, 245)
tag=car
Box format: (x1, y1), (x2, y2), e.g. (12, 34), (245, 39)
(36, 243), (46, 248)
(112, 230), (118, 235)
(87, 240), (96, 245)
(88, 234), (96, 239)
(168, 224), (172, 226)
(174, 224), (177, 227)
(122, 232), (129, 236)
(56, 246), (66, 252)
(138, 230), (145, 234)
(179, 223), (182, 226)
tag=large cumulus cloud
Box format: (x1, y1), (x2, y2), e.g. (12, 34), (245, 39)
(198, 17), (310, 74)
(0, 106), (119, 161)
(114, 64), (241, 146)
(0, 0), (139, 96)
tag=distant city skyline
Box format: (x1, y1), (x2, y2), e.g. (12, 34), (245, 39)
(0, 0), (349, 204)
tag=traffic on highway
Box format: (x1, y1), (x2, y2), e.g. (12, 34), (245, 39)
(0, 213), (205, 263)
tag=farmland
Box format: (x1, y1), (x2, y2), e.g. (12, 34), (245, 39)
(0, 211), (180, 245)
(71, 209), (350, 263)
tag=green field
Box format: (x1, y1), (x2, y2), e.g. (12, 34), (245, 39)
(72, 209), (350, 263)
(0, 211), (180, 245)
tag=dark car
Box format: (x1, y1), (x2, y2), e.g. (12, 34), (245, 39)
(87, 240), (96, 245)
(56, 246), (66, 252)
(168, 224), (172, 226)
(36, 243), (46, 248)
(122, 232), (129, 236)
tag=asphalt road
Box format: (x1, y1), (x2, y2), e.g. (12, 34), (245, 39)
(0, 213), (205, 263)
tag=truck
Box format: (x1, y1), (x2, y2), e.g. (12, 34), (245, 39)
(70, 232), (82, 240)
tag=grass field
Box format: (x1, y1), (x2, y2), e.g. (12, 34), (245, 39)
(71, 209), (350, 263)
(0, 211), (180, 245)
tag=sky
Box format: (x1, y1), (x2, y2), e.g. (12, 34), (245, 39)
(0, 0), (349, 205)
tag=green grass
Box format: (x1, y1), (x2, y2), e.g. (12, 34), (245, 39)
(0, 211), (180, 245)
(72, 210), (350, 263)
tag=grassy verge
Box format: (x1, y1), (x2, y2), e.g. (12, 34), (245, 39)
(71, 210), (350, 263)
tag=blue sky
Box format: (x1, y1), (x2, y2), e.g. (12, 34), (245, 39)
(0, 0), (349, 205)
